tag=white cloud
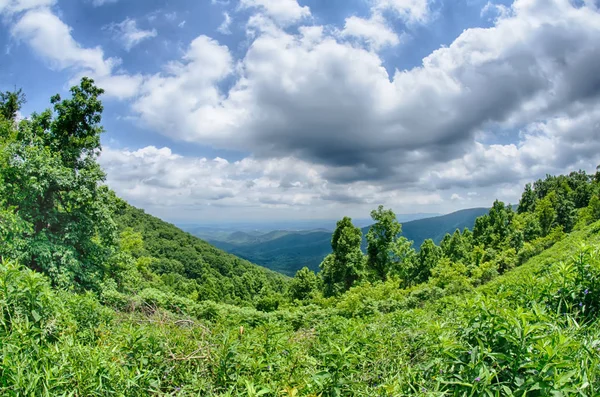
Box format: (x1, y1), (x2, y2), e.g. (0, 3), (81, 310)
(341, 13), (401, 50)
(7, 5), (142, 99)
(374, 0), (432, 24)
(217, 12), (231, 34)
(481, 1), (511, 20)
(129, 0), (600, 189)
(423, 103), (600, 191)
(0, 0), (55, 14)
(239, 0), (310, 25)
(132, 35), (234, 138)
(12, 8), (116, 75)
(111, 0), (600, 219)
(107, 18), (158, 51)
(99, 145), (444, 220)
(6, 0), (600, 217)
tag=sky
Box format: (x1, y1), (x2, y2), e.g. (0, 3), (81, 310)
(1, 0), (600, 223)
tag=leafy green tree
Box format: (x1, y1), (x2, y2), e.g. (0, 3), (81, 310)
(473, 200), (514, 248)
(429, 257), (470, 294)
(522, 213), (542, 241)
(289, 267), (319, 301)
(0, 78), (116, 289)
(573, 181), (593, 209)
(589, 195), (600, 222)
(518, 183), (537, 214)
(442, 229), (469, 263)
(366, 206), (401, 281)
(320, 217), (364, 296)
(555, 192), (577, 233)
(390, 236), (417, 285)
(536, 194), (557, 236)
(509, 229), (524, 252)
(414, 239), (442, 284)
(472, 215), (490, 246)
(0, 89), (26, 122)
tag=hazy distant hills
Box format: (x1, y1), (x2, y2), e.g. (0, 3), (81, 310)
(185, 208), (489, 276)
(178, 213), (440, 236)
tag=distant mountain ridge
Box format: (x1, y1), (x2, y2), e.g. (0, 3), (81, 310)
(178, 213), (441, 235)
(396, 207), (489, 248)
(196, 208), (490, 276)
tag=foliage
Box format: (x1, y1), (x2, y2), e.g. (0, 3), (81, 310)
(320, 217), (364, 296)
(366, 206), (402, 281)
(0, 89), (25, 122)
(111, 201), (288, 306)
(0, 79), (116, 289)
(289, 267), (319, 301)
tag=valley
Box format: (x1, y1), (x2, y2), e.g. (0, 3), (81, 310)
(186, 208), (489, 275)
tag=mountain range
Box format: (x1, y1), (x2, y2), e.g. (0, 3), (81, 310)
(188, 208), (490, 276)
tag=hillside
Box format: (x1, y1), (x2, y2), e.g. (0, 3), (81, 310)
(4, 217), (600, 395)
(207, 207), (490, 275)
(112, 202), (288, 305)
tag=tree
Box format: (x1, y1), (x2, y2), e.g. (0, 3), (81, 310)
(518, 183), (536, 214)
(522, 213), (542, 241)
(0, 89), (26, 122)
(391, 236), (417, 285)
(320, 217), (364, 296)
(366, 206), (401, 281)
(589, 195), (600, 222)
(555, 192), (576, 233)
(473, 200), (514, 249)
(289, 267), (319, 301)
(442, 229), (469, 263)
(536, 194), (557, 236)
(415, 239), (442, 284)
(0, 78), (116, 289)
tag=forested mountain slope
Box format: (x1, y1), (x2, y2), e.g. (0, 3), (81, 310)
(112, 202), (287, 304)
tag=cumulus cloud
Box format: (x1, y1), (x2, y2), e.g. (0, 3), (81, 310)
(5, 3), (143, 99)
(106, 18), (157, 51)
(6, 0), (600, 217)
(12, 8), (115, 75)
(374, 0), (432, 25)
(99, 146), (445, 220)
(423, 103), (600, 190)
(128, 0), (600, 194)
(481, 1), (511, 20)
(341, 13), (401, 50)
(131, 35), (234, 138)
(239, 0), (310, 25)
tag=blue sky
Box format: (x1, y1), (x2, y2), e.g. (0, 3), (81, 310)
(1, 0), (599, 223)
